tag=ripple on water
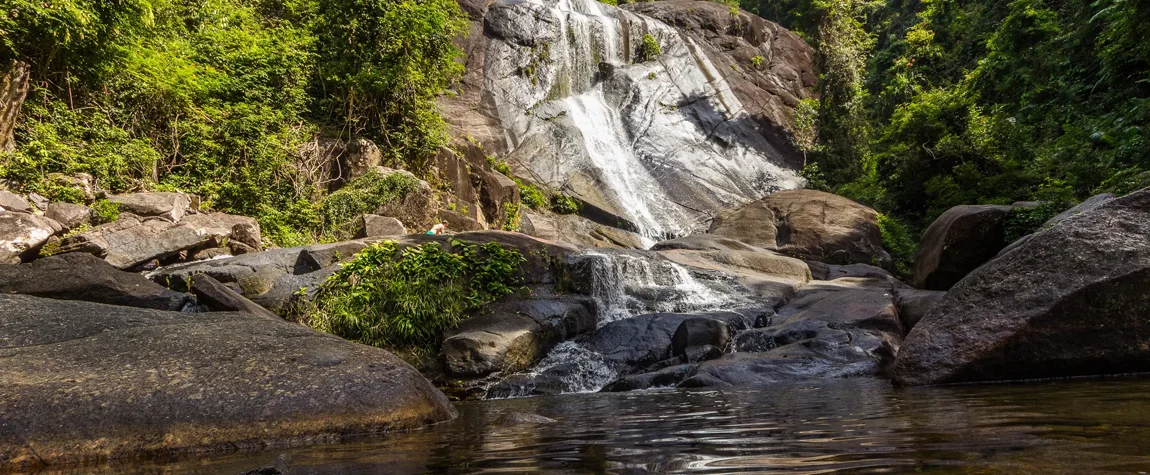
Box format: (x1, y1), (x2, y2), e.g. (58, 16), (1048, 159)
(31, 377), (1150, 474)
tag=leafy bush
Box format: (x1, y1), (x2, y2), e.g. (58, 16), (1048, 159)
(518, 180), (547, 210)
(502, 202), (522, 231)
(550, 194), (582, 214)
(318, 171), (420, 240)
(876, 213), (916, 278)
(90, 200), (121, 225)
(1002, 201), (1072, 244)
(750, 55), (764, 67)
(638, 34), (662, 62)
(302, 240), (526, 352)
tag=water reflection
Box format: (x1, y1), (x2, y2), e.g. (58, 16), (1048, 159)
(30, 377), (1150, 474)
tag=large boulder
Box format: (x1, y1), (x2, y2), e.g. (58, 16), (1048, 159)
(893, 188), (1150, 386)
(520, 210), (649, 249)
(913, 204), (1014, 290)
(442, 297), (595, 377)
(108, 192), (192, 222)
(44, 202), (92, 231)
(0, 212), (61, 264)
(359, 214), (408, 237)
(893, 289), (946, 335)
(189, 273), (281, 320)
(709, 190), (892, 268)
(0, 294), (456, 468)
(0, 252), (190, 310)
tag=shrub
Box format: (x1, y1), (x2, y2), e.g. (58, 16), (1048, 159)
(876, 213), (916, 279)
(90, 200), (121, 225)
(638, 34), (661, 62)
(518, 180), (547, 210)
(318, 171), (420, 240)
(549, 194), (581, 214)
(301, 240), (526, 352)
(1002, 201), (1072, 244)
(502, 202), (522, 231)
(750, 55), (764, 67)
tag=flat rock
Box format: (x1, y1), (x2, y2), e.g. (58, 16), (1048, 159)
(58, 214), (212, 269)
(0, 252), (190, 310)
(0, 294), (456, 469)
(0, 190), (31, 213)
(44, 202), (92, 231)
(109, 192), (191, 222)
(893, 187), (1150, 386)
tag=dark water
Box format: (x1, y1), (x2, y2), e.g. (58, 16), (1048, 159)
(39, 377), (1150, 474)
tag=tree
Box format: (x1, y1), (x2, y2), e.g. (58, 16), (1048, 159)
(812, 0), (872, 185)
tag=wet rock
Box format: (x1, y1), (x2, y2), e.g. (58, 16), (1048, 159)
(189, 273), (280, 320)
(0, 212), (60, 264)
(0, 294), (456, 469)
(601, 364), (697, 392)
(359, 214), (408, 237)
(893, 187), (1150, 386)
(44, 202), (92, 231)
(894, 289), (946, 335)
(682, 279), (901, 387)
(443, 297), (594, 377)
(581, 313), (694, 370)
(109, 192), (191, 222)
(0, 190), (31, 213)
(913, 204), (1014, 290)
(494, 412), (557, 425)
(651, 234), (761, 252)
(0, 252), (190, 310)
(671, 317), (731, 357)
(709, 190), (892, 268)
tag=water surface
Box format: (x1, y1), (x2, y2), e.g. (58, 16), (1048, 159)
(40, 377), (1150, 474)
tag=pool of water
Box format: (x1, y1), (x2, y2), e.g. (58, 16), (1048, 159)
(37, 377), (1150, 474)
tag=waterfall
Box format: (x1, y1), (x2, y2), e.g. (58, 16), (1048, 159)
(486, 0), (804, 241)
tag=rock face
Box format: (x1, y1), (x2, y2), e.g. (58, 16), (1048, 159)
(894, 289), (945, 335)
(0, 294), (456, 468)
(0, 190), (31, 213)
(59, 214), (212, 269)
(913, 204), (1013, 290)
(709, 189), (891, 268)
(44, 202), (92, 231)
(481, 0), (808, 237)
(0, 252), (191, 310)
(0, 212), (60, 264)
(893, 188), (1150, 386)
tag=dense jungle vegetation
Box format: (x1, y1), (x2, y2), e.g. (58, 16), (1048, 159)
(748, 0), (1149, 268)
(0, 0), (468, 246)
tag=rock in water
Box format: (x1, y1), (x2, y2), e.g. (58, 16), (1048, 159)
(0, 294), (456, 468)
(913, 204), (1014, 290)
(709, 190), (892, 268)
(0, 252), (190, 310)
(494, 412), (557, 425)
(893, 188), (1150, 386)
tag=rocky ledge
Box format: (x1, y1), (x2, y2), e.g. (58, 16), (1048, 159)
(0, 294), (456, 468)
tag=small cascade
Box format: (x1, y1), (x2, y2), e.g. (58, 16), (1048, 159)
(568, 250), (735, 326)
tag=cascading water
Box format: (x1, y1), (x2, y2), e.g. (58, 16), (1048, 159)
(486, 0), (805, 240)
(490, 250), (743, 398)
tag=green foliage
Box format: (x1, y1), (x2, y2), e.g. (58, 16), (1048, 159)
(1002, 201), (1073, 244)
(90, 199), (121, 225)
(318, 171), (420, 240)
(599, 0), (619, 5)
(750, 55), (765, 67)
(549, 194), (582, 215)
(314, 0), (469, 170)
(487, 156), (513, 176)
(518, 180), (547, 210)
(638, 34), (662, 62)
(302, 240), (526, 352)
(811, 0), (873, 184)
(502, 202), (522, 231)
(876, 213), (916, 278)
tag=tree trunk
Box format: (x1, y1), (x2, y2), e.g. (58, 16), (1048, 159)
(0, 60), (31, 154)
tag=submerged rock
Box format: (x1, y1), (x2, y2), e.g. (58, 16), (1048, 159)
(0, 252), (190, 310)
(894, 188), (1150, 386)
(0, 294), (456, 469)
(494, 412), (558, 425)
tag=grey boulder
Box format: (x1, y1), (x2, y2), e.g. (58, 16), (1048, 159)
(109, 192), (192, 222)
(0, 252), (190, 310)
